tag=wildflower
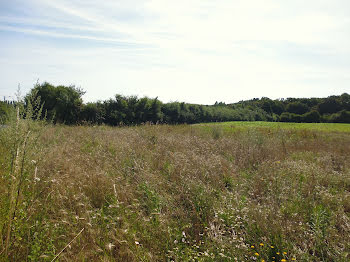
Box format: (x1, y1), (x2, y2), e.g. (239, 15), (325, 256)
(255, 252), (259, 256)
(292, 259), (296, 261)
(260, 243), (264, 247)
(261, 260), (265, 262)
(276, 252), (280, 255)
(251, 245), (255, 248)
(107, 243), (115, 250)
(283, 252), (287, 255)
(281, 259), (286, 262)
(270, 245), (274, 248)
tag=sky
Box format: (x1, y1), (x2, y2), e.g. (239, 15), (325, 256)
(0, 0), (349, 104)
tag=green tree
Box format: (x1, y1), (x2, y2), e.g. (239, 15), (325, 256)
(318, 97), (342, 114)
(329, 110), (350, 123)
(286, 102), (309, 115)
(339, 93), (350, 110)
(27, 82), (85, 124)
(302, 110), (321, 123)
(80, 102), (104, 124)
(0, 101), (13, 123)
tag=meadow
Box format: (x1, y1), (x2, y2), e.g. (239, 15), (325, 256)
(196, 121), (350, 133)
(1, 119), (350, 261)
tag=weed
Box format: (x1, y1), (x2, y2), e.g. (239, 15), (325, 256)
(1, 121), (350, 261)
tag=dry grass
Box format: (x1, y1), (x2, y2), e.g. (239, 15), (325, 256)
(1, 123), (350, 261)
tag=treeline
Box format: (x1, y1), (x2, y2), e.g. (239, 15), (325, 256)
(1, 82), (350, 125)
(233, 95), (350, 123)
(22, 82), (273, 125)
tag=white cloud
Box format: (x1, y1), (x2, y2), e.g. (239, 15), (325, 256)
(0, 0), (349, 103)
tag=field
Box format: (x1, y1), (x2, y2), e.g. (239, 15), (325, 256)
(1, 120), (350, 261)
(196, 121), (350, 133)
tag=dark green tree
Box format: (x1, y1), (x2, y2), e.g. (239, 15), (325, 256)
(286, 102), (309, 115)
(302, 110), (321, 123)
(27, 82), (85, 124)
(318, 97), (342, 114)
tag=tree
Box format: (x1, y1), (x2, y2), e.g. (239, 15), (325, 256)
(329, 110), (350, 123)
(27, 82), (85, 124)
(148, 97), (163, 123)
(340, 93), (350, 110)
(280, 112), (302, 122)
(286, 102), (309, 115)
(0, 101), (12, 123)
(302, 110), (320, 123)
(80, 102), (104, 124)
(318, 97), (342, 114)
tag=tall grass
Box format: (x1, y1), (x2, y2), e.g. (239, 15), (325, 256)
(1, 120), (350, 261)
(0, 93), (47, 261)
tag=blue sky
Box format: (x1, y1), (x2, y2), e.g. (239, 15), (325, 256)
(0, 0), (349, 104)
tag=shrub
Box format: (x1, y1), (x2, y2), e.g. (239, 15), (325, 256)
(329, 110), (350, 123)
(302, 110), (321, 123)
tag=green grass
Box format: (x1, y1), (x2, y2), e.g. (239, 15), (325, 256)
(195, 121), (350, 133)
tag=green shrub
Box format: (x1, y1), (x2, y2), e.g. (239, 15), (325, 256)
(329, 110), (350, 123)
(302, 110), (321, 123)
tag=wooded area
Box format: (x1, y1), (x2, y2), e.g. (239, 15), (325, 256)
(1, 82), (350, 125)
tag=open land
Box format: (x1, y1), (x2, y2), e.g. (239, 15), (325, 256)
(1, 121), (350, 261)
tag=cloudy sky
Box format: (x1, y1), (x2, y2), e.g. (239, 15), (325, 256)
(0, 0), (349, 104)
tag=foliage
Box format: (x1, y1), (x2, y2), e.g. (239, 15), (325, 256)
(0, 101), (14, 124)
(301, 110), (321, 123)
(328, 110), (350, 123)
(0, 93), (48, 261)
(18, 82), (350, 125)
(6, 81), (348, 127)
(26, 82), (85, 124)
(286, 102), (309, 115)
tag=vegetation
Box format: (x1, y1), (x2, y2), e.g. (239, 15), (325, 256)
(1, 84), (349, 261)
(196, 121), (350, 133)
(15, 82), (349, 125)
(1, 106), (350, 261)
(0, 101), (13, 124)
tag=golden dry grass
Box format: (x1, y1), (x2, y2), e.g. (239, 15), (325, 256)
(1, 123), (350, 261)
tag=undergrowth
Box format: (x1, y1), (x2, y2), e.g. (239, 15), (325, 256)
(1, 119), (350, 261)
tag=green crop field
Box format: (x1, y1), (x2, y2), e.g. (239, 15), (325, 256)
(195, 121), (350, 133)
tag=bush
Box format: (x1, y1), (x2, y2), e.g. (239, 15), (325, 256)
(280, 112), (302, 122)
(0, 102), (13, 124)
(302, 110), (321, 123)
(26, 82), (85, 124)
(329, 110), (350, 123)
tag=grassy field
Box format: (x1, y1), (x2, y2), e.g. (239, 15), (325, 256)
(195, 121), (350, 133)
(1, 120), (350, 261)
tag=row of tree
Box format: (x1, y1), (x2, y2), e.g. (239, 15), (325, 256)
(231, 94), (350, 123)
(1, 82), (349, 125)
(22, 82), (273, 125)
